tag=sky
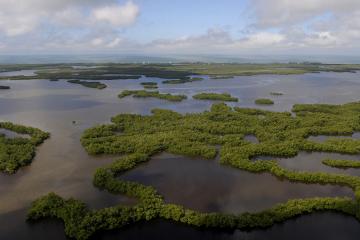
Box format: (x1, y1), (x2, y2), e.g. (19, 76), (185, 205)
(1, 0), (360, 56)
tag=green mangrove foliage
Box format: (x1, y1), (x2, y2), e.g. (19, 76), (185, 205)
(118, 90), (187, 102)
(162, 77), (203, 84)
(67, 80), (107, 89)
(323, 159), (360, 169)
(141, 82), (158, 89)
(0, 122), (49, 173)
(144, 85), (158, 89)
(2, 63), (360, 81)
(28, 101), (360, 239)
(255, 98), (274, 105)
(192, 92), (238, 102)
(270, 92), (283, 96)
(141, 82), (157, 86)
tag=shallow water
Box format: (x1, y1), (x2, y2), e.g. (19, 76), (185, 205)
(276, 151), (360, 176)
(308, 132), (360, 142)
(244, 135), (259, 144)
(0, 70), (37, 77)
(0, 71), (360, 239)
(0, 129), (30, 139)
(122, 153), (353, 213)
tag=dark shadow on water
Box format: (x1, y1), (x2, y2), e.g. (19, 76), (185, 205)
(0, 208), (67, 240)
(121, 152), (353, 213)
(91, 213), (360, 240)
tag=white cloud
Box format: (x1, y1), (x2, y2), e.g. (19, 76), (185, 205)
(139, 29), (287, 54)
(0, 14), (39, 36)
(0, 0), (139, 36)
(244, 32), (285, 47)
(91, 38), (104, 46)
(303, 32), (339, 47)
(93, 1), (139, 27)
(1, 0), (360, 55)
(107, 37), (123, 48)
(252, 0), (360, 28)
(245, 0), (360, 53)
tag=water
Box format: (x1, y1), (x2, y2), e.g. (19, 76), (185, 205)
(276, 151), (360, 176)
(0, 70), (37, 77)
(93, 213), (360, 240)
(0, 129), (30, 139)
(244, 135), (259, 144)
(1, 71), (360, 239)
(122, 153), (353, 213)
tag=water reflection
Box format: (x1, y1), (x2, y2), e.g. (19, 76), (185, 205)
(122, 153), (353, 213)
(276, 151), (360, 176)
(93, 213), (360, 240)
(0, 70), (37, 77)
(1, 71), (360, 239)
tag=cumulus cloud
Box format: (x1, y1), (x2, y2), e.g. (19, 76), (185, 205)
(1, 0), (360, 55)
(0, 0), (139, 36)
(246, 0), (360, 53)
(107, 37), (124, 48)
(93, 1), (139, 27)
(252, 0), (360, 28)
(139, 29), (286, 54)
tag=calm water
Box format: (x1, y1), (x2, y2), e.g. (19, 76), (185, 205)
(0, 129), (30, 139)
(0, 70), (37, 77)
(1, 71), (360, 239)
(122, 153), (353, 213)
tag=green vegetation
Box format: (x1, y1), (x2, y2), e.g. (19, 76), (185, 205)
(323, 159), (360, 169)
(0, 122), (49, 173)
(141, 82), (158, 89)
(162, 77), (203, 84)
(118, 90), (187, 102)
(143, 85), (158, 89)
(270, 92), (283, 96)
(1, 63), (360, 81)
(67, 80), (107, 89)
(193, 92), (238, 102)
(0, 86), (10, 89)
(28, 101), (360, 239)
(255, 98), (274, 105)
(140, 82), (157, 86)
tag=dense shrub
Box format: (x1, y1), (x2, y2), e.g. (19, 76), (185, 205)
(0, 122), (49, 173)
(29, 101), (360, 239)
(255, 98), (274, 105)
(193, 92), (238, 102)
(67, 80), (107, 89)
(118, 90), (187, 102)
(322, 159), (360, 169)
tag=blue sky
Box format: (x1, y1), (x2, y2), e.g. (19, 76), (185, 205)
(126, 0), (251, 42)
(0, 0), (360, 55)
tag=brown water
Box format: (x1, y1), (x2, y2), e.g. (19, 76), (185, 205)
(0, 71), (360, 239)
